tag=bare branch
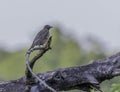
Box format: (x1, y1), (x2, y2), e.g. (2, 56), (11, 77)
(25, 36), (52, 78)
(25, 36), (56, 92)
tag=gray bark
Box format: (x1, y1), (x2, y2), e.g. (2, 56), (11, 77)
(0, 52), (120, 92)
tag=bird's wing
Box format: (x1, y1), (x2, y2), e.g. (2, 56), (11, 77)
(31, 29), (49, 47)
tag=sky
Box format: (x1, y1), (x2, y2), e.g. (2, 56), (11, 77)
(0, 0), (120, 52)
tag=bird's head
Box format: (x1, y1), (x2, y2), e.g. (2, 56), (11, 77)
(44, 25), (53, 30)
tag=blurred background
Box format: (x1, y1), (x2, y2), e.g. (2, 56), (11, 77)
(0, 0), (120, 92)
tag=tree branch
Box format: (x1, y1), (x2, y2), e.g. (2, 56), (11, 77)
(25, 36), (52, 78)
(25, 36), (57, 92)
(0, 52), (120, 92)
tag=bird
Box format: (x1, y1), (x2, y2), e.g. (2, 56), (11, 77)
(28, 25), (53, 53)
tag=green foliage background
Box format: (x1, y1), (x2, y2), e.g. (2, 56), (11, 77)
(0, 28), (119, 92)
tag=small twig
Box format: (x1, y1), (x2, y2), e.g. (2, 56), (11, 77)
(25, 36), (52, 78)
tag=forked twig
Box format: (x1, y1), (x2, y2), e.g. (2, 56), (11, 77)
(25, 36), (57, 92)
